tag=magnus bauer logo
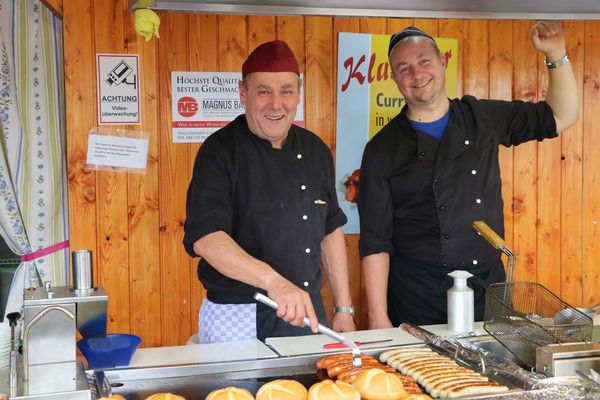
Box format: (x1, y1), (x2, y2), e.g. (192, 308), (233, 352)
(178, 96), (199, 118)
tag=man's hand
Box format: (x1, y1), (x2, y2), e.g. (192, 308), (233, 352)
(369, 314), (394, 330)
(266, 276), (319, 333)
(531, 21), (567, 62)
(332, 312), (356, 332)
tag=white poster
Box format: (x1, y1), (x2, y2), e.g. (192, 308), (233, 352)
(97, 54), (141, 125)
(171, 71), (304, 143)
(86, 128), (149, 173)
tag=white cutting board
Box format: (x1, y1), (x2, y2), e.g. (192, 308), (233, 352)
(128, 339), (278, 368)
(265, 322), (486, 356)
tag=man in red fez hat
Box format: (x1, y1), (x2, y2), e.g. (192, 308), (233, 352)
(184, 40), (355, 343)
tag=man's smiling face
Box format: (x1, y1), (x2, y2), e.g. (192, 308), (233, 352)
(389, 38), (447, 108)
(239, 71), (300, 149)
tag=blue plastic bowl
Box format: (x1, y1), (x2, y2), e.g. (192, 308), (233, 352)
(77, 334), (141, 368)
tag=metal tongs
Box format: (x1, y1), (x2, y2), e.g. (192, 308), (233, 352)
(254, 292), (362, 367)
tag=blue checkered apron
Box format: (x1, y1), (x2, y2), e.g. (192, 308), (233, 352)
(198, 298), (257, 343)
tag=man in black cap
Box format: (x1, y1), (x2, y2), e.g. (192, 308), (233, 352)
(184, 40), (355, 342)
(358, 22), (578, 328)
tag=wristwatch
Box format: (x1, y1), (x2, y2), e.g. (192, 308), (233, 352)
(333, 306), (355, 316)
(544, 53), (570, 69)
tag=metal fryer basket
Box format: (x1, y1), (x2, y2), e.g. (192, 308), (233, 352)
(484, 281), (593, 368)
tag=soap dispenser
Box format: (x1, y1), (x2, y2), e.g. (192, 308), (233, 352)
(447, 270), (474, 333)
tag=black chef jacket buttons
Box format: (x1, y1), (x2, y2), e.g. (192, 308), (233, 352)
(305, 248), (311, 253)
(419, 151), (426, 157)
(439, 205), (445, 211)
(444, 234), (450, 239)
(300, 184), (306, 190)
(297, 154), (302, 159)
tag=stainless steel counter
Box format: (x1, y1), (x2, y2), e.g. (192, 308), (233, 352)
(4, 321), (599, 399)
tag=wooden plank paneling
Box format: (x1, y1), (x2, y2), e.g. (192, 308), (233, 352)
(439, 19), (464, 98)
(93, 0), (131, 335)
(512, 20), (539, 282)
(187, 13), (219, 338)
(582, 21), (600, 308)
(559, 22), (585, 305)
(126, 6), (162, 347)
(306, 16), (335, 320)
(387, 18), (414, 36)
(536, 25), (562, 294)
(158, 12), (192, 346)
(64, 0), (98, 280)
(219, 15), (247, 71)
(63, 6), (598, 344)
(359, 17), (386, 35)
(463, 20), (488, 99)
(413, 19), (438, 36)
(305, 17), (334, 146)
(276, 16), (305, 71)
(248, 15), (276, 51)
(489, 20), (515, 271)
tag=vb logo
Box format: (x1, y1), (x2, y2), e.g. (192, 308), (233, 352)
(178, 96), (199, 117)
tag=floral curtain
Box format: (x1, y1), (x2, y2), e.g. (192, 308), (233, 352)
(0, 0), (69, 317)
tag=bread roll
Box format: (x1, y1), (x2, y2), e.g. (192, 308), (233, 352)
(144, 393), (186, 400)
(352, 368), (407, 400)
(205, 387), (254, 400)
(307, 379), (360, 400)
(336, 365), (398, 383)
(256, 379), (307, 400)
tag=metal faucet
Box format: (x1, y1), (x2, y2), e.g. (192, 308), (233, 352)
(22, 305), (76, 381)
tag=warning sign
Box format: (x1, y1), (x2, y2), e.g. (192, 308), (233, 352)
(97, 54), (141, 125)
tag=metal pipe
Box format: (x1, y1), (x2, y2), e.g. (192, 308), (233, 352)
(7, 312), (20, 398)
(22, 305), (76, 381)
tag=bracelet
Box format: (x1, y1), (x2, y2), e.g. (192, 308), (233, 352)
(544, 53), (570, 69)
(333, 306), (355, 316)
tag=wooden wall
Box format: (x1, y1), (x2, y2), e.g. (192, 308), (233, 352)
(63, 0), (600, 347)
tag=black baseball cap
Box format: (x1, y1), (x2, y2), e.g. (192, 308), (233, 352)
(388, 26), (438, 56)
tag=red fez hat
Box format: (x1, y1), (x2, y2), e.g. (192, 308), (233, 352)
(242, 40), (300, 77)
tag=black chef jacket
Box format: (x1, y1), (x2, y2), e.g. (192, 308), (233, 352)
(183, 115), (347, 340)
(358, 96), (557, 326)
